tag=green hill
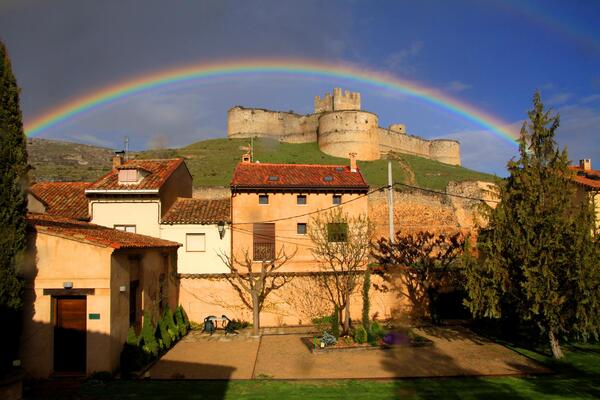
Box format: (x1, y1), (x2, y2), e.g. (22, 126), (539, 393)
(28, 137), (498, 190)
(137, 138), (498, 190)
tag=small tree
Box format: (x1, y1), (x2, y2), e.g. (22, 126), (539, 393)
(463, 92), (600, 359)
(218, 246), (296, 336)
(371, 231), (464, 324)
(362, 265), (371, 333)
(309, 209), (371, 335)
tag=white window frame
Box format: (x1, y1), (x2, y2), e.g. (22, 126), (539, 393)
(114, 224), (136, 233)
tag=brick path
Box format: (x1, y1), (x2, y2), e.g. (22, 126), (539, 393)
(148, 326), (548, 380)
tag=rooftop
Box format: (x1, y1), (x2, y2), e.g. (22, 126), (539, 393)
(87, 158), (185, 192)
(569, 165), (600, 190)
(29, 182), (92, 220)
(27, 213), (181, 249)
(162, 198), (231, 224)
(230, 162), (369, 191)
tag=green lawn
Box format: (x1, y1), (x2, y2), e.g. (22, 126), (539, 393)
(39, 343), (596, 400)
(138, 137), (497, 190)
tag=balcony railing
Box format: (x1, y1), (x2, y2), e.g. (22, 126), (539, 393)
(253, 243), (275, 261)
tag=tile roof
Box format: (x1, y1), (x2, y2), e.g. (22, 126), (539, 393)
(29, 182), (92, 220)
(569, 166), (600, 190)
(87, 158), (185, 191)
(230, 162), (369, 191)
(27, 213), (181, 249)
(162, 198), (231, 224)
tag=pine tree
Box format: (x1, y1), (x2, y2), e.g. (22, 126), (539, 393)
(463, 92), (600, 359)
(0, 42), (27, 311)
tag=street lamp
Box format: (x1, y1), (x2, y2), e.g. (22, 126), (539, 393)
(217, 221), (226, 239)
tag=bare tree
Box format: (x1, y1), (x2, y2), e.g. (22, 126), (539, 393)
(309, 209), (371, 335)
(371, 231), (464, 323)
(218, 246), (296, 335)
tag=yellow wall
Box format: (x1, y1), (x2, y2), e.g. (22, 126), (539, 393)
(231, 191), (369, 272)
(20, 231), (176, 378)
(160, 223), (231, 274)
(90, 200), (161, 237)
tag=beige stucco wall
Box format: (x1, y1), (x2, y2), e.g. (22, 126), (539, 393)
(160, 223), (231, 274)
(179, 274), (404, 327)
(318, 111), (380, 161)
(90, 200), (161, 237)
(20, 231), (177, 378)
(20, 232), (114, 378)
(231, 191), (369, 272)
(159, 163), (193, 218)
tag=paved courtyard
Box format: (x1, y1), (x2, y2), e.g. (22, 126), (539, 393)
(148, 326), (548, 380)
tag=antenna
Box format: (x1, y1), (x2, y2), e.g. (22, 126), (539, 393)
(124, 136), (129, 161)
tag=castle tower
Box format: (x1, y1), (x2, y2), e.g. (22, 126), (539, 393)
(314, 88), (361, 113)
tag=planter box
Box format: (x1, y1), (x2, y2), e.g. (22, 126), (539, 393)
(302, 336), (433, 354)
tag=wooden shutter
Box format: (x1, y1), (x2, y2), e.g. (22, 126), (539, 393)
(253, 223), (275, 261)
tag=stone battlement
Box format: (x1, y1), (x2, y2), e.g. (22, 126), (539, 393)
(227, 88), (461, 165)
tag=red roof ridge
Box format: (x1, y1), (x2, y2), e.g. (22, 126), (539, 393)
(235, 161), (354, 168)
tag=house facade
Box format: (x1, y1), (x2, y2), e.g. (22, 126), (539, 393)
(570, 158), (600, 229)
(21, 213), (180, 378)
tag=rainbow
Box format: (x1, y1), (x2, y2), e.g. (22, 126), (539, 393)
(24, 58), (519, 146)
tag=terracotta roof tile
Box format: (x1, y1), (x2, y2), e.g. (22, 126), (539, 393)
(29, 182), (92, 220)
(87, 158), (184, 191)
(569, 166), (600, 190)
(162, 198), (230, 224)
(27, 213), (180, 249)
(230, 162), (369, 191)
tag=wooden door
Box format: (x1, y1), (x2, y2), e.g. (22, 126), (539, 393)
(54, 297), (86, 373)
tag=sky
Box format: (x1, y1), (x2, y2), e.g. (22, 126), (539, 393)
(0, 0), (599, 176)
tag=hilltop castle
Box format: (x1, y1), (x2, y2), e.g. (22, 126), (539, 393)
(227, 87), (461, 165)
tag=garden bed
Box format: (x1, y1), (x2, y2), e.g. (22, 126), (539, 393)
(302, 329), (433, 354)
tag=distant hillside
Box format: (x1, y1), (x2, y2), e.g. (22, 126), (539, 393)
(28, 137), (498, 190)
(27, 138), (113, 182)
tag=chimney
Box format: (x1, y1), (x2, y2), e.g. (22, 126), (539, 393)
(112, 153), (123, 170)
(580, 159), (592, 171)
(349, 152), (357, 172)
(241, 152), (251, 163)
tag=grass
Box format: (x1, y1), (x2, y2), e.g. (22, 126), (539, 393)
(137, 137), (497, 190)
(26, 342), (597, 399)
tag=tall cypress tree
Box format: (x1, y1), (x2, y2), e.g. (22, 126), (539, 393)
(0, 41), (27, 312)
(463, 92), (600, 359)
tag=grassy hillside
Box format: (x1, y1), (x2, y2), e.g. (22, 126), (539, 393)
(138, 138), (498, 190)
(27, 137), (497, 190)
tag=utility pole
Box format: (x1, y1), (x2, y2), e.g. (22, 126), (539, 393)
(388, 159), (395, 243)
(124, 136), (129, 161)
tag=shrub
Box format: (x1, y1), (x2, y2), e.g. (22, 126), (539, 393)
(156, 317), (172, 350)
(353, 324), (368, 344)
(175, 307), (187, 336)
(331, 306), (340, 338)
(164, 308), (179, 340)
(321, 331), (337, 346)
(126, 326), (139, 346)
(139, 311), (158, 357)
(120, 343), (147, 377)
(180, 305), (190, 327)
(371, 321), (384, 338)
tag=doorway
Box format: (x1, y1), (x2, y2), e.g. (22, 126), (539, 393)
(53, 296), (87, 374)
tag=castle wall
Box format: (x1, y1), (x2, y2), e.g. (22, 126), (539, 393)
(318, 111), (380, 161)
(430, 139), (461, 166)
(378, 129), (461, 166)
(227, 107), (318, 143)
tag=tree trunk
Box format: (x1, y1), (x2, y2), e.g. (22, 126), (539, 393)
(251, 291), (260, 336)
(548, 330), (564, 359)
(343, 291), (351, 335)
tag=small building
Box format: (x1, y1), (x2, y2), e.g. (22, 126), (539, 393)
(569, 159), (600, 229)
(21, 213), (180, 378)
(230, 155), (370, 271)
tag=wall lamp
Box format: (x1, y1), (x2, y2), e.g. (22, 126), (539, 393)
(218, 221), (226, 240)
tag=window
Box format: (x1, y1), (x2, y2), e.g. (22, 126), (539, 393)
(268, 176), (279, 181)
(332, 195), (342, 205)
(323, 175), (334, 182)
(115, 224), (136, 233)
(297, 223), (307, 235)
(118, 169), (138, 183)
(259, 194), (269, 205)
(253, 223), (275, 261)
(297, 195), (307, 205)
(327, 223), (348, 242)
(186, 233), (206, 252)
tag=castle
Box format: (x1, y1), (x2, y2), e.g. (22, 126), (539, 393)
(227, 87), (461, 165)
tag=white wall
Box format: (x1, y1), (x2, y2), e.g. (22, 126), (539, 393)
(90, 200), (161, 237)
(160, 223), (231, 274)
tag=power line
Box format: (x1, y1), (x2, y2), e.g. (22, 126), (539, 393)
(393, 182), (500, 204)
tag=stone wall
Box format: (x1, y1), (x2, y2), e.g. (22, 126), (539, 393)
(379, 128), (461, 166)
(227, 107), (318, 143)
(318, 111), (380, 160)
